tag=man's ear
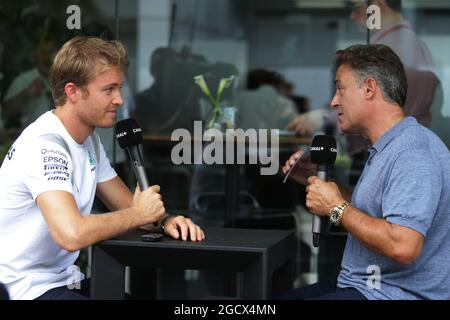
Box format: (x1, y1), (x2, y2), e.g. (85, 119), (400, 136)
(64, 82), (79, 103)
(363, 78), (377, 100)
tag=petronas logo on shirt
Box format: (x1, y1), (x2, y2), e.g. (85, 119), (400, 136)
(88, 151), (96, 171)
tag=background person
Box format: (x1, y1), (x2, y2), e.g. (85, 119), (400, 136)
(236, 68), (299, 130)
(347, 0), (440, 184)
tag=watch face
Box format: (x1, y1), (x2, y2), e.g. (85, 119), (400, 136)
(331, 210), (339, 222)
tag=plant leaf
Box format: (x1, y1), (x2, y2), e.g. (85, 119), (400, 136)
(194, 75), (213, 98)
(216, 75), (235, 102)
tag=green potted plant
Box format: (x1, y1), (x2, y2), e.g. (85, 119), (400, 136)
(194, 74), (235, 130)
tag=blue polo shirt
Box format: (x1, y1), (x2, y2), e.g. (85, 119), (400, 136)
(337, 117), (450, 300)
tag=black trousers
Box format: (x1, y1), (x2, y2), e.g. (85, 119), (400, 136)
(275, 280), (367, 300)
(0, 282), (9, 300)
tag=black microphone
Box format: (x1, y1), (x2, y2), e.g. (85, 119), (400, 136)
(115, 119), (157, 226)
(115, 119), (149, 190)
(309, 135), (337, 247)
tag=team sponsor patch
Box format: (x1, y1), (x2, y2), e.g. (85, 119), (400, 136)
(7, 146), (15, 160)
(43, 164), (68, 171)
(41, 148), (68, 159)
(44, 170), (70, 177)
(43, 156), (68, 166)
(88, 151), (96, 172)
(41, 149), (71, 182)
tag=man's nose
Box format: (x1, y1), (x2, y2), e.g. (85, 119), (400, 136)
(113, 92), (124, 106)
(330, 94), (339, 109)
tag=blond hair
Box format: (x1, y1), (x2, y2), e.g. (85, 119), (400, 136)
(48, 36), (129, 106)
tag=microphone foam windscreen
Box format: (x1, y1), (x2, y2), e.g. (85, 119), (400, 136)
(115, 119), (143, 149)
(310, 135), (337, 164)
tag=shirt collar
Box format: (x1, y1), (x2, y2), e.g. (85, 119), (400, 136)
(370, 116), (418, 154)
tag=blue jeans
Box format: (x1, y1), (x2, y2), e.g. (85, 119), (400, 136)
(35, 278), (90, 300)
(276, 280), (367, 300)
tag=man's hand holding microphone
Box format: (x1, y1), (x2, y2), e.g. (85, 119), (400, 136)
(131, 184), (165, 226)
(305, 176), (345, 218)
(117, 119), (205, 242)
(282, 135), (346, 247)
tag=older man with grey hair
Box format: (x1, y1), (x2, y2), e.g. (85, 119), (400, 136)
(281, 44), (450, 300)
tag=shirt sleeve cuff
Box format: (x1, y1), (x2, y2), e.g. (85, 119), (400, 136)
(385, 214), (429, 237)
(31, 185), (74, 201)
(97, 171), (117, 184)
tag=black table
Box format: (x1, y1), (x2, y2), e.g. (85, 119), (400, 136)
(91, 227), (295, 299)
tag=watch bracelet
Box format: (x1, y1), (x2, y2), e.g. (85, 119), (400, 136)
(331, 202), (350, 226)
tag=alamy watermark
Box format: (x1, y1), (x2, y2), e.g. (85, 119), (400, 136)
(65, 4), (381, 31)
(366, 5), (381, 30)
(171, 121), (280, 176)
(66, 265), (81, 290)
(366, 264), (381, 289)
(66, 5), (81, 30)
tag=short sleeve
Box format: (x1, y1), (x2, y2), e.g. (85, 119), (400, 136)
(382, 150), (440, 237)
(94, 134), (118, 184)
(23, 142), (74, 200)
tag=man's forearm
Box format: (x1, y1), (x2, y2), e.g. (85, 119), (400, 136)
(70, 207), (144, 251)
(339, 205), (421, 264)
(340, 206), (390, 254)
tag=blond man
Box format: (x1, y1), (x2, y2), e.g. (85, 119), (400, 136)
(0, 37), (204, 300)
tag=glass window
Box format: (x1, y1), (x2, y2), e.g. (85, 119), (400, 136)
(2, 0), (450, 298)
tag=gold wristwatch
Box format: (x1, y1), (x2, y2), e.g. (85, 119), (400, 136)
(329, 202), (350, 226)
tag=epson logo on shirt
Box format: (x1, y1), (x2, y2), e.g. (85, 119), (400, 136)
(43, 156), (69, 166)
